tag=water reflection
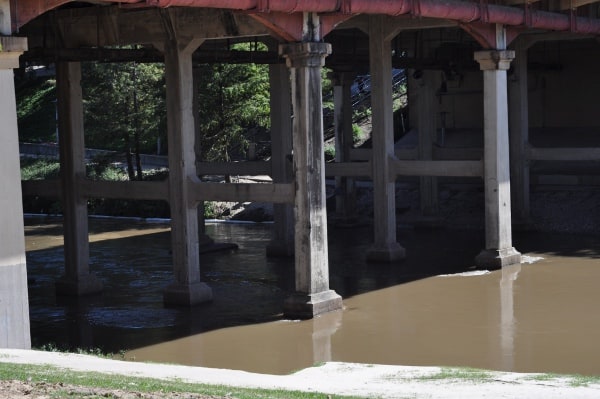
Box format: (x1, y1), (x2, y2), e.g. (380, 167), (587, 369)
(500, 264), (521, 371)
(25, 216), (600, 375)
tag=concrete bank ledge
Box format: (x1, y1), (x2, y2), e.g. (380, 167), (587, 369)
(1, 349), (599, 398)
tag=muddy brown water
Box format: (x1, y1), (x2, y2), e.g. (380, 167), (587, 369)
(25, 216), (600, 376)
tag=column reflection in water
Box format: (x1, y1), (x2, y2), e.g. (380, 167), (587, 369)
(311, 309), (343, 365)
(500, 264), (521, 371)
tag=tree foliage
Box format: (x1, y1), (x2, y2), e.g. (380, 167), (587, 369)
(195, 43), (270, 162)
(82, 60), (166, 180)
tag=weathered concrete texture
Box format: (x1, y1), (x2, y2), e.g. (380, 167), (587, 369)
(0, 265), (31, 349)
(266, 63), (295, 258)
(0, 51), (31, 347)
(280, 39), (342, 318)
(56, 61), (103, 296)
(508, 39), (531, 225)
(474, 42), (521, 268)
(163, 27), (212, 306)
(475, 247), (523, 270)
(331, 70), (358, 221)
(284, 290), (343, 320)
(366, 16), (405, 262)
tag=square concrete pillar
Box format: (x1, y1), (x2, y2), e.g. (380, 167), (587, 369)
(508, 40), (531, 225)
(266, 63), (295, 258)
(474, 47), (521, 268)
(279, 42), (342, 319)
(0, 35), (31, 348)
(330, 70), (358, 221)
(163, 36), (212, 305)
(366, 16), (406, 262)
(55, 61), (103, 296)
(414, 70), (440, 219)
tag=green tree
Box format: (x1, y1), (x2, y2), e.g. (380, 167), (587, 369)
(194, 44), (270, 162)
(82, 60), (166, 180)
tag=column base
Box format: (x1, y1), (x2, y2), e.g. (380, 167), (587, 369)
(0, 263), (31, 349)
(163, 282), (212, 306)
(284, 290), (343, 319)
(475, 247), (522, 269)
(55, 273), (103, 296)
(366, 243), (406, 263)
(266, 241), (294, 258)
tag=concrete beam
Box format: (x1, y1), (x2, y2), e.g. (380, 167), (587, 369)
(391, 160), (484, 177)
(528, 147), (600, 161)
(325, 162), (372, 177)
(188, 181), (294, 204)
(195, 161), (271, 177)
(21, 179), (62, 199)
(79, 179), (169, 201)
(36, 7), (270, 49)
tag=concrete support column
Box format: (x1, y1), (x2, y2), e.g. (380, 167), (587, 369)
(192, 66), (214, 249)
(508, 40), (531, 225)
(366, 16), (406, 262)
(474, 28), (521, 268)
(279, 41), (342, 318)
(55, 62), (103, 296)
(415, 70), (440, 219)
(331, 71), (357, 221)
(163, 36), (212, 305)
(0, 35), (31, 348)
(266, 63), (294, 257)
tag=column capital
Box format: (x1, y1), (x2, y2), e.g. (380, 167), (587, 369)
(0, 37), (28, 69)
(279, 42), (331, 68)
(474, 50), (515, 71)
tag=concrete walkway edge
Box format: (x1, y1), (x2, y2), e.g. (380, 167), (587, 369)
(1, 349), (600, 398)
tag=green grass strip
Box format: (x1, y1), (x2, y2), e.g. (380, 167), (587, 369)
(0, 361), (360, 399)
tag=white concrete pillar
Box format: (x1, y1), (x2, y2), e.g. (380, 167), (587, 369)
(367, 16), (406, 262)
(55, 61), (103, 296)
(331, 71), (357, 220)
(266, 63), (295, 257)
(163, 36), (212, 305)
(0, 35), (31, 348)
(474, 27), (521, 268)
(415, 70), (440, 218)
(508, 40), (531, 224)
(279, 41), (342, 318)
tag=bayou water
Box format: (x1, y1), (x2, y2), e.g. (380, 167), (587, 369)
(25, 216), (600, 376)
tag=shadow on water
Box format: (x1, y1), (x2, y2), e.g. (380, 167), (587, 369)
(25, 216), (483, 350)
(25, 215), (600, 375)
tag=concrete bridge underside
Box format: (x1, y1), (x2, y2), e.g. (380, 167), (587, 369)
(2, 0), (600, 348)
